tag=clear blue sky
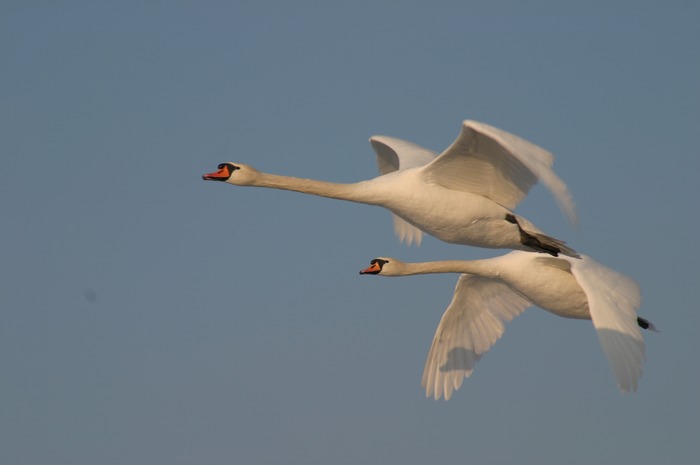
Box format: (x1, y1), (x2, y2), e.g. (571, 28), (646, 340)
(2, 2), (698, 464)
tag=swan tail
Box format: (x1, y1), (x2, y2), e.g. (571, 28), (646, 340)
(637, 316), (659, 332)
(526, 231), (581, 258)
(505, 214), (581, 258)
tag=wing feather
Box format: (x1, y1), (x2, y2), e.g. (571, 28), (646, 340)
(369, 135), (438, 245)
(392, 214), (424, 246)
(421, 275), (531, 400)
(568, 255), (644, 392)
(370, 135), (438, 174)
(422, 120), (577, 225)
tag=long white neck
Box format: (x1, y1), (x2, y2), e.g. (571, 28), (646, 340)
(392, 260), (498, 278)
(251, 172), (383, 205)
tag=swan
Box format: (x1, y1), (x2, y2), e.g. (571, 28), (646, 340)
(203, 120), (579, 257)
(359, 252), (656, 400)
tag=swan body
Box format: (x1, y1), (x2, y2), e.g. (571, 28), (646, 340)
(360, 252), (655, 399)
(203, 120), (579, 257)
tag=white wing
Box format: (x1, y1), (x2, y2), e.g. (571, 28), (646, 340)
(370, 135), (438, 174)
(369, 135), (438, 245)
(422, 275), (531, 400)
(390, 214), (423, 247)
(422, 120), (577, 225)
(568, 255), (644, 392)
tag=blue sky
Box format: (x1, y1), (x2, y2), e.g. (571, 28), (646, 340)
(2, 2), (699, 464)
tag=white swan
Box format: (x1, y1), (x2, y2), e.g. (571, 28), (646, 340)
(203, 120), (579, 257)
(360, 252), (656, 400)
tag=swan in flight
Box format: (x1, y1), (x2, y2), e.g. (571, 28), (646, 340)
(360, 252), (656, 400)
(203, 120), (579, 257)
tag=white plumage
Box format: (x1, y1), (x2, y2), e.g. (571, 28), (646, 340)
(360, 252), (653, 400)
(203, 120), (578, 257)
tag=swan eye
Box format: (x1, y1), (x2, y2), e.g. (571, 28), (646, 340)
(217, 163), (240, 172)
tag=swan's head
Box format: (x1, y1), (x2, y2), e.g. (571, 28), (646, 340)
(359, 257), (405, 276)
(202, 162), (259, 186)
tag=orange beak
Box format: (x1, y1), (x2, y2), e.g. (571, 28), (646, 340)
(202, 165), (231, 181)
(359, 262), (382, 275)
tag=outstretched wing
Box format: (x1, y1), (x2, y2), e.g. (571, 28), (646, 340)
(370, 135), (438, 174)
(567, 255), (644, 392)
(422, 120), (577, 225)
(369, 135), (438, 245)
(422, 275), (531, 400)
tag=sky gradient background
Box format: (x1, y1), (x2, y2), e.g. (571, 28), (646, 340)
(2, 2), (699, 464)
